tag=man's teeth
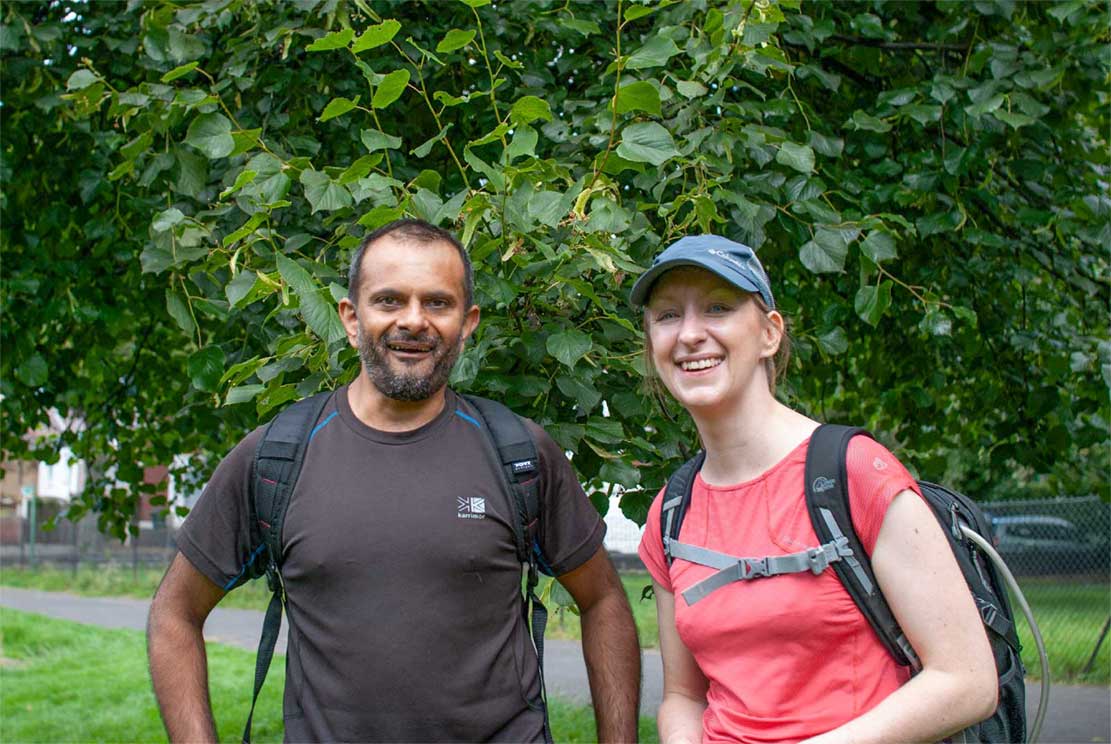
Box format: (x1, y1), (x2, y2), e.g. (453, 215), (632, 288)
(680, 358), (721, 371)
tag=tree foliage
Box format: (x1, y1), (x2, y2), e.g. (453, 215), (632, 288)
(2, 0), (1108, 538)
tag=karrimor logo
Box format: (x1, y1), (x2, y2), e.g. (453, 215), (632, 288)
(812, 477), (836, 493)
(457, 496), (486, 520)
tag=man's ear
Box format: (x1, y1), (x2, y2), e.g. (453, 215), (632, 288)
(338, 296), (359, 349)
(461, 304), (480, 343)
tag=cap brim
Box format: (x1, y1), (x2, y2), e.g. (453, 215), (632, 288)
(628, 257), (764, 307)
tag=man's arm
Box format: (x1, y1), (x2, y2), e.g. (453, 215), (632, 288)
(558, 546), (641, 744)
(147, 551), (227, 743)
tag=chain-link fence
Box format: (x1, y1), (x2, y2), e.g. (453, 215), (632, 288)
(980, 495), (1110, 683)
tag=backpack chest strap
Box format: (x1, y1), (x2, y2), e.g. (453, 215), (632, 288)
(670, 537), (857, 606)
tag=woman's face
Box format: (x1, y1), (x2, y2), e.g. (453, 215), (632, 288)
(645, 266), (781, 415)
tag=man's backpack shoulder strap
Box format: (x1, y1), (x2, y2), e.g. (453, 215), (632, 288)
(460, 394), (554, 744)
(250, 390), (335, 573)
(804, 423), (919, 668)
(241, 390), (333, 744)
(459, 394), (542, 566)
(659, 450), (706, 566)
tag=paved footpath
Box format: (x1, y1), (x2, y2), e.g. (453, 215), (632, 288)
(1, 586), (1107, 743)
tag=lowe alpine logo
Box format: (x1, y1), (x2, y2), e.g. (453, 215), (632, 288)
(812, 477), (836, 493)
(457, 496), (486, 520)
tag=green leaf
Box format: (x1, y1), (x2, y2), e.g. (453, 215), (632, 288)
(849, 110), (892, 133)
(226, 384), (265, 405)
(230, 128), (262, 157)
(224, 270), (260, 308)
(799, 228), (850, 273)
(965, 93), (1006, 117)
(189, 346), (226, 392)
(509, 95), (552, 125)
(600, 459), (641, 488)
(306, 28), (355, 52)
(854, 282), (893, 326)
(555, 375), (602, 413)
(372, 69), (410, 109)
(616, 122), (679, 166)
(413, 124), (452, 158)
(505, 124), (538, 161)
(816, 327), (848, 356)
(184, 113), (234, 159)
(276, 254), (347, 344)
(435, 28), (476, 53)
(319, 96), (360, 122)
(626, 35), (680, 70)
(219, 169), (257, 199)
(860, 231), (898, 263)
(615, 80), (661, 115)
(15, 354), (48, 388)
(776, 142), (815, 174)
(919, 307), (953, 336)
(469, 122), (509, 148)
(160, 61), (199, 83)
(174, 147), (207, 197)
(222, 212), (264, 245)
(547, 330), (593, 368)
(352, 20), (401, 53)
(166, 289), (196, 335)
(993, 110), (1036, 129)
(66, 69), (98, 90)
(675, 80), (708, 98)
(300, 170), (353, 213)
(361, 128), (403, 152)
(152, 208), (185, 233)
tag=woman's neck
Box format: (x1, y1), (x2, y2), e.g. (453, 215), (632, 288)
(691, 392), (818, 486)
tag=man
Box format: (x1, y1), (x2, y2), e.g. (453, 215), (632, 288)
(147, 219), (641, 742)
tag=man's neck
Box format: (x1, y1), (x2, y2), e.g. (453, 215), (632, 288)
(346, 374), (449, 432)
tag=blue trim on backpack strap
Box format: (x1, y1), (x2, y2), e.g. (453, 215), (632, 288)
(308, 411), (338, 441)
(533, 541), (555, 577)
(454, 410), (482, 429)
(224, 542), (267, 590)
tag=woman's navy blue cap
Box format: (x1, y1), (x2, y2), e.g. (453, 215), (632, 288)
(629, 235), (775, 309)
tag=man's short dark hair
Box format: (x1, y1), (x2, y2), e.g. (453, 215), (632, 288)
(348, 218), (474, 308)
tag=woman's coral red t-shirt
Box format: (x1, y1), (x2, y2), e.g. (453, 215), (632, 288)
(639, 437), (921, 743)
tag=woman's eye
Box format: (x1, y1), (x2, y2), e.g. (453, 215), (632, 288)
(707, 303), (730, 314)
(655, 310), (678, 322)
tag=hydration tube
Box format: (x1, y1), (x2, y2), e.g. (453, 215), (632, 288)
(961, 526), (1051, 744)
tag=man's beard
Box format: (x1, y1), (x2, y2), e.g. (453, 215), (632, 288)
(356, 325), (463, 402)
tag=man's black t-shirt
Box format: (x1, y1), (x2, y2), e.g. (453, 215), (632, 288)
(178, 387), (606, 742)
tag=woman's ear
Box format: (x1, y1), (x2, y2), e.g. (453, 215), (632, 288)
(760, 310), (785, 359)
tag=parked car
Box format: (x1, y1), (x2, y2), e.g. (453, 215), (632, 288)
(989, 514), (1109, 577)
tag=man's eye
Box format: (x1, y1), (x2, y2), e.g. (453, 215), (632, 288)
(426, 299), (449, 309)
(375, 296), (400, 306)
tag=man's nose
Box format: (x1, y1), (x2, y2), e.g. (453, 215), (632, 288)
(396, 299), (429, 332)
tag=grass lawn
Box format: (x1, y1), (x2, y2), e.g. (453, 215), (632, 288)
(3, 564), (1107, 684)
(0, 608), (658, 743)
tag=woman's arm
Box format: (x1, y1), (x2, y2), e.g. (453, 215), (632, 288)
(654, 580), (710, 744)
(803, 489), (998, 744)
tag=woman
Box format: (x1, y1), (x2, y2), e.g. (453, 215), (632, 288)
(631, 235), (997, 744)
